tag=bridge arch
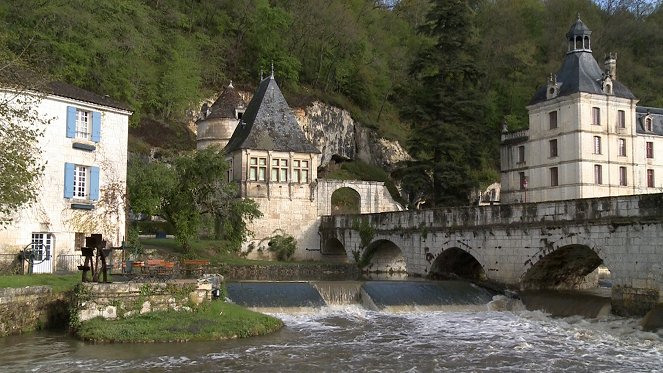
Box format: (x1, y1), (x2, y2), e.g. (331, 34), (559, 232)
(521, 244), (607, 290)
(428, 247), (486, 281)
(321, 237), (349, 262)
(363, 239), (406, 273)
(330, 187), (361, 215)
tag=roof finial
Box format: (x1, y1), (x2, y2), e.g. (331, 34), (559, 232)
(577, 12), (581, 21)
(229, 80), (233, 88)
(270, 61), (274, 79)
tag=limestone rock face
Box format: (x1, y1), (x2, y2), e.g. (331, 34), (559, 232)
(293, 101), (410, 169)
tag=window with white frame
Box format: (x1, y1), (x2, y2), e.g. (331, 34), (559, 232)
(592, 107), (601, 125)
(31, 233), (52, 261)
(64, 163), (99, 201)
(76, 109), (91, 139)
(618, 110), (625, 129)
(594, 164), (603, 184)
(271, 158), (288, 182)
(619, 166), (627, 186)
(249, 157), (267, 181)
(593, 136), (602, 154)
(293, 159), (309, 183)
(73, 165), (89, 198)
(618, 138), (626, 156)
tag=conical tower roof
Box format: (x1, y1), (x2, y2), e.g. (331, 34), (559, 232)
(205, 82), (246, 121)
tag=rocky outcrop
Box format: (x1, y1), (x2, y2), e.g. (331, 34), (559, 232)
(293, 101), (410, 169)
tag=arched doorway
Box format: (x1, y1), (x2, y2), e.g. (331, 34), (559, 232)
(428, 247), (486, 281)
(362, 239), (406, 273)
(331, 187), (361, 215)
(322, 237), (348, 263)
(521, 244), (607, 290)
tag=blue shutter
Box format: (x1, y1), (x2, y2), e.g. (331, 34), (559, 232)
(66, 106), (76, 138)
(64, 163), (74, 198)
(89, 166), (100, 201)
(91, 111), (101, 142)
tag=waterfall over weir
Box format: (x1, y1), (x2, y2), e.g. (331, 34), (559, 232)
(226, 280), (497, 313)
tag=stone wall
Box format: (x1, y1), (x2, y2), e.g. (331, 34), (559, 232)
(75, 279), (217, 322)
(0, 286), (68, 336)
(216, 263), (359, 281)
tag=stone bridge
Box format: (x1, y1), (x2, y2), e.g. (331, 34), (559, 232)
(319, 193), (663, 316)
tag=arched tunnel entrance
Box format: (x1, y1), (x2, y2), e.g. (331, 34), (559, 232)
(321, 237), (349, 263)
(428, 248), (486, 281)
(330, 187), (361, 215)
(521, 244), (609, 290)
(362, 240), (406, 273)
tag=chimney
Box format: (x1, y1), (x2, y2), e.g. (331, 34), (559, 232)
(604, 52), (617, 80)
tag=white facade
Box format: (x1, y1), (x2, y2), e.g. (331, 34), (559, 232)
(0, 85), (131, 273)
(500, 17), (663, 204)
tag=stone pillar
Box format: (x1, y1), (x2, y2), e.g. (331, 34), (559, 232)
(611, 285), (659, 317)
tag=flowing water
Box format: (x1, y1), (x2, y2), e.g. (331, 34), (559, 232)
(1, 281), (662, 372)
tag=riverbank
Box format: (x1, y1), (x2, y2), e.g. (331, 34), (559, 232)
(76, 300), (283, 343)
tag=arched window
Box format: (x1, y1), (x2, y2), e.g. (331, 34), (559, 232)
(646, 117), (653, 132)
(583, 36), (590, 49)
(575, 36), (583, 49)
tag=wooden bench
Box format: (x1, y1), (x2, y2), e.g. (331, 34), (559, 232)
(145, 259), (176, 277)
(181, 259), (210, 277)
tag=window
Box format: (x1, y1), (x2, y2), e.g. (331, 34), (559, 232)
(593, 136), (602, 154)
(647, 169), (655, 188)
(549, 139), (558, 158)
(646, 142), (654, 159)
(618, 138), (626, 157)
(249, 157), (267, 181)
(646, 117), (653, 132)
(517, 146), (525, 163)
(592, 107), (601, 125)
(66, 106), (101, 142)
(519, 172), (527, 191)
(550, 167), (559, 186)
(618, 110), (625, 129)
(293, 160), (310, 183)
(619, 166), (627, 186)
(31, 233), (52, 261)
(271, 158), (288, 182)
(549, 111), (558, 129)
(64, 163), (99, 201)
(594, 165), (603, 184)
(227, 159), (233, 182)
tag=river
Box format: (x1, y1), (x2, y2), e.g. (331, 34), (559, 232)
(1, 282), (662, 372)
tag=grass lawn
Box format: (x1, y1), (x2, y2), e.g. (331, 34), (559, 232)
(0, 273), (80, 293)
(76, 301), (284, 343)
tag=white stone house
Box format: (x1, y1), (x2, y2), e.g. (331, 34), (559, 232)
(501, 16), (663, 203)
(0, 81), (131, 273)
(199, 74), (401, 260)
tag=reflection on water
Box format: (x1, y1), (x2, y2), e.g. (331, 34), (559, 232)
(1, 304), (662, 373)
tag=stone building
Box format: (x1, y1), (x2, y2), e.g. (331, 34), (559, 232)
(211, 73), (401, 259)
(195, 81), (246, 150)
(501, 16), (663, 203)
(0, 81), (131, 273)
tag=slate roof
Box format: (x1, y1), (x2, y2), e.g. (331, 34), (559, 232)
(566, 16), (591, 38)
(224, 76), (320, 154)
(46, 81), (131, 111)
(636, 106), (663, 136)
(204, 82), (246, 121)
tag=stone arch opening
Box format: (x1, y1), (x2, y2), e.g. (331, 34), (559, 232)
(331, 187), (361, 215)
(428, 247), (486, 281)
(322, 237), (348, 262)
(363, 239), (406, 273)
(521, 244), (606, 290)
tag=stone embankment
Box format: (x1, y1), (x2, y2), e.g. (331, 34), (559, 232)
(0, 286), (69, 336)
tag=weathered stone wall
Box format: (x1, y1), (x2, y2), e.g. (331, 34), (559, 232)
(75, 279), (216, 322)
(215, 263), (359, 281)
(0, 286), (68, 336)
(322, 193), (663, 316)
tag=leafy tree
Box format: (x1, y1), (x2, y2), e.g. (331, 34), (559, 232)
(127, 149), (262, 252)
(0, 58), (49, 226)
(399, 0), (486, 207)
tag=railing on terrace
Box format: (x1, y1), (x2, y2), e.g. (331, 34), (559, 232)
(500, 129), (529, 143)
(55, 254), (79, 273)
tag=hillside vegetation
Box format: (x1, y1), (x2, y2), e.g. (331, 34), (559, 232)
(2, 0), (663, 205)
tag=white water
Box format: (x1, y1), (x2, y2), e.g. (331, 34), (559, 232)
(2, 302), (662, 372)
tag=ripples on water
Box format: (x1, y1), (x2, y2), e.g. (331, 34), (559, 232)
(1, 305), (662, 372)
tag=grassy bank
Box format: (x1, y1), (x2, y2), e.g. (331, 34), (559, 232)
(0, 273), (79, 292)
(76, 301), (283, 343)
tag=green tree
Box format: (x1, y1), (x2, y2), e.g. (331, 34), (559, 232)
(399, 0), (486, 207)
(0, 59), (49, 226)
(127, 148), (262, 252)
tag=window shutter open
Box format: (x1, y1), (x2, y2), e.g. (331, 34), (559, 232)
(90, 166), (100, 201)
(91, 111), (101, 142)
(66, 106), (76, 138)
(64, 163), (74, 198)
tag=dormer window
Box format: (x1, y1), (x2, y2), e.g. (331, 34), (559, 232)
(646, 117), (653, 132)
(235, 109), (244, 120)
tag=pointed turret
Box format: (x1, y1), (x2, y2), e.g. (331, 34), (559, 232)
(196, 82), (247, 149)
